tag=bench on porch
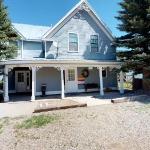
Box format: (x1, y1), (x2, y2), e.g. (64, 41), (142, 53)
(84, 83), (99, 92)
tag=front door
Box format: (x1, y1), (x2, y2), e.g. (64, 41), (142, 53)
(65, 68), (78, 93)
(15, 71), (30, 93)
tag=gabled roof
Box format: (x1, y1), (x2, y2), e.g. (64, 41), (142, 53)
(43, 0), (114, 41)
(12, 23), (51, 40)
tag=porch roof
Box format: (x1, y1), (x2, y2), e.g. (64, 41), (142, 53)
(1, 59), (121, 68)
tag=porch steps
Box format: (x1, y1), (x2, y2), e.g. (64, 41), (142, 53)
(33, 100), (87, 113)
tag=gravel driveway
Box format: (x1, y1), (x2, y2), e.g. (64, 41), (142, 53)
(0, 101), (150, 150)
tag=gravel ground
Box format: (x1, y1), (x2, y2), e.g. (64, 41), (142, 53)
(0, 101), (150, 150)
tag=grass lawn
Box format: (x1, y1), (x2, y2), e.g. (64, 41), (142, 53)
(16, 115), (59, 129)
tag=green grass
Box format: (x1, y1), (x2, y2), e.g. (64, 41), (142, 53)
(16, 115), (59, 129)
(0, 118), (9, 134)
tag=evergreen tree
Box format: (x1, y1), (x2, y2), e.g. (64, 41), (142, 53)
(115, 0), (150, 74)
(0, 0), (19, 60)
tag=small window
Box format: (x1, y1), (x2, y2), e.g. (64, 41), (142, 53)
(69, 33), (78, 52)
(90, 35), (99, 52)
(18, 73), (24, 82)
(68, 69), (75, 81)
(102, 69), (107, 78)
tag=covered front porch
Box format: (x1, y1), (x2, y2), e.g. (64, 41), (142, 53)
(2, 60), (124, 102)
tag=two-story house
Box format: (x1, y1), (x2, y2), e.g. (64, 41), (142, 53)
(1, 0), (124, 102)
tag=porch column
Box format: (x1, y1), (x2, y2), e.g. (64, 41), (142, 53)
(99, 67), (104, 96)
(4, 66), (9, 102)
(31, 66), (36, 101)
(60, 67), (65, 99)
(44, 41), (47, 58)
(120, 71), (124, 94)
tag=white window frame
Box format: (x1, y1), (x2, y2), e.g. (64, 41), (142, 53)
(68, 32), (79, 53)
(90, 34), (100, 53)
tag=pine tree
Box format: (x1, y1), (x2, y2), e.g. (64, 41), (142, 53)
(0, 0), (19, 60)
(115, 0), (150, 74)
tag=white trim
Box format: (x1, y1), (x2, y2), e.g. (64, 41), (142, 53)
(99, 67), (104, 96)
(68, 32), (79, 53)
(43, 1), (114, 41)
(4, 66), (9, 102)
(61, 68), (65, 99)
(12, 26), (26, 40)
(2, 59), (121, 66)
(31, 67), (36, 101)
(90, 34), (100, 53)
(44, 41), (47, 58)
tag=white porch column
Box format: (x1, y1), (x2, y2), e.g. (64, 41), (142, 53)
(120, 71), (124, 94)
(21, 40), (23, 59)
(60, 67), (65, 99)
(99, 67), (104, 96)
(4, 66), (9, 102)
(31, 66), (36, 101)
(44, 41), (47, 58)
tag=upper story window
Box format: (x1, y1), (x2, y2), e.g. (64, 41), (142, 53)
(90, 35), (99, 52)
(69, 33), (78, 52)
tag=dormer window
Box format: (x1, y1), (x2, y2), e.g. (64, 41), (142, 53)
(90, 35), (99, 52)
(69, 33), (78, 52)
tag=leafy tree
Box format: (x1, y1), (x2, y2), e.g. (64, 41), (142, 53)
(0, 0), (19, 60)
(115, 0), (150, 74)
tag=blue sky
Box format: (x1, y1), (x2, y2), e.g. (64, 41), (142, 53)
(4, 0), (123, 37)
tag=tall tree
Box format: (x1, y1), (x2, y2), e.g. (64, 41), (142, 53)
(115, 0), (150, 74)
(0, 0), (19, 60)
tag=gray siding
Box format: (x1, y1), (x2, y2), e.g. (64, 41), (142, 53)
(47, 10), (116, 60)
(36, 67), (61, 92)
(23, 41), (44, 58)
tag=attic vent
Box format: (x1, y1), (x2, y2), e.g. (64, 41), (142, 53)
(78, 3), (90, 12)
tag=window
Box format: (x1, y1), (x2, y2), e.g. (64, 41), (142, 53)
(68, 69), (75, 81)
(90, 35), (99, 52)
(69, 33), (78, 52)
(18, 73), (24, 82)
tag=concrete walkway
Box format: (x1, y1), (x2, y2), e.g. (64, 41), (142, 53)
(0, 101), (36, 118)
(67, 93), (112, 106)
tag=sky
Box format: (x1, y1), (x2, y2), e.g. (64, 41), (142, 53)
(4, 0), (123, 37)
